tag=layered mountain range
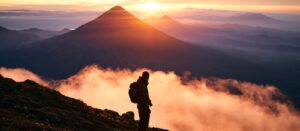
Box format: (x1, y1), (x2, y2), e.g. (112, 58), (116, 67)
(0, 26), (69, 51)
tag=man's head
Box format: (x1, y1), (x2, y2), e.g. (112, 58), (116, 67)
(142, 71), (150, 81)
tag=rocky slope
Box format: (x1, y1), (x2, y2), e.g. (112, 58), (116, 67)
(0, 75), (166, 130)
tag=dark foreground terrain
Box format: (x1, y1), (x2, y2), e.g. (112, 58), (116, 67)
(0, 75), (166, 130)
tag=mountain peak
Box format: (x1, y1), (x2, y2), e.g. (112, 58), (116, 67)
(76, 5), (143, 33)
(94, 5), (134, 20)
(110, 6), (125, 11)
(161, 15), (172, 20)
(144, 15), (180, 26)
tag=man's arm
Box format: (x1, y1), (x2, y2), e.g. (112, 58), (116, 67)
(146, 88), (152, 106)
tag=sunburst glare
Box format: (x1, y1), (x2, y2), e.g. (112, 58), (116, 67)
(139, 1), (161, 12)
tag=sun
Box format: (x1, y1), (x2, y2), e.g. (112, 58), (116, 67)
(139, 2), (161, 12)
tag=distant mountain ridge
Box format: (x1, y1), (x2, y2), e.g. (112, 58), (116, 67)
(0, 26), (70, 51)
(228, 13), (279, 22)
(170, 8), (300, 31)
(21, 28), (70, 39)
(145, 15), (300, 51)
(0, 26), (8, 31)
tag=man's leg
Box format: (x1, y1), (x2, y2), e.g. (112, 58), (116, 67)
(144, 110), (150, 128)
(138, 107), (150, 131)
(138, 107), (143, 131)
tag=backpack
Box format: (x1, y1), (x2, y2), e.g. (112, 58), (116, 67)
(129, 82), (139, 103)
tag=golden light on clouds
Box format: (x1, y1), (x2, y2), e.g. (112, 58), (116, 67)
(0, 0), (300, 14)
(1, 65), (300, 131)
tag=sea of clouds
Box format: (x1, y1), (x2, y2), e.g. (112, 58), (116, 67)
(1, 65), (299, 131)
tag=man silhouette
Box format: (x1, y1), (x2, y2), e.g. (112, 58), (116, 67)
(136, 71), (152, 131)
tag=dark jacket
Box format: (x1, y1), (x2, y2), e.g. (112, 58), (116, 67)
(136, 77), (152, 107)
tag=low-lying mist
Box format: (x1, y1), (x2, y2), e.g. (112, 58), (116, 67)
(1, 65), (299, 131)
(0, 67), (48, 87)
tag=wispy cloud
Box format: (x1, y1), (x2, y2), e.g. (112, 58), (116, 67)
(0, 67), (48, 86)
(0, 9), (99, 30)
(1, 0), (300, 14)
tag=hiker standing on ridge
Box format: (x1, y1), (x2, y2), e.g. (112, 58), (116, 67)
(129, 71), (152, 131)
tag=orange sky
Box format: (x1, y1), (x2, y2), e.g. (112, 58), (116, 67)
(0, 0), (300, 14)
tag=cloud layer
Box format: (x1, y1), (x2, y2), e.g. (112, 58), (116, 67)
(0, 67), (48, 86)
(1, 65), (300, 131)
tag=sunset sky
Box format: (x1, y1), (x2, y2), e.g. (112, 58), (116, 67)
(1, 0), (300, 14)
